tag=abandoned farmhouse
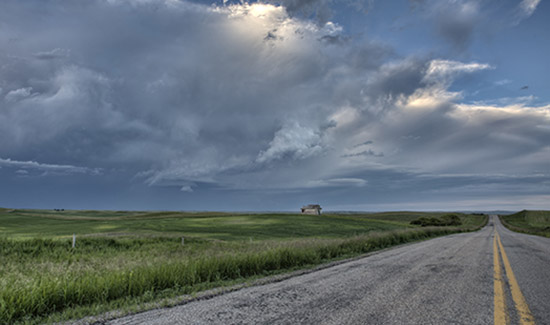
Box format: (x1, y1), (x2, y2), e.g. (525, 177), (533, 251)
(301, 204), (322, 215)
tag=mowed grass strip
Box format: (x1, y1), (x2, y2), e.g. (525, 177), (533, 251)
(0, 209), (487, 323)
(500, 210), (550, 238)
(1, 210), (404, 239)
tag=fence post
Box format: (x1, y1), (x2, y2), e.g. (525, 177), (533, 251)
(72, 234), (76, 248)
(181, 236), (184, 246)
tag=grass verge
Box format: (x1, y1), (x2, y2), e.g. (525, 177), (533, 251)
(499, 210), (550, 238)
(0, 213), (487, 324)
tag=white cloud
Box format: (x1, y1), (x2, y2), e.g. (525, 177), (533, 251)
(400, 86), (461, 111)
(519, 0), (541, 18)
(389, 59), (492, 113)
(452, 102), (550, 120)
(305, 178), (367, 188)
(180, 185), (194, 192)
(4, 87), (33, 102)
(470, 95), (536, 107)
(0, 158), (102, 175)
(513, 0), (541, 24)
(424, 59), (492, 85)
(256, 122), (326, 164)
(494, 79), (512, 86)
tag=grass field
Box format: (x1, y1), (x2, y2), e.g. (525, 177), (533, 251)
(0, 209), (413, 240)
(500, 210), (550, 237)
(0, 208), (487, 324)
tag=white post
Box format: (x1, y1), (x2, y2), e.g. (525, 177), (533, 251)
(72, 234), (76, 248)
(181, 236), (184, 246)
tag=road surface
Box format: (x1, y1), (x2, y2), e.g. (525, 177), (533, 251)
(107, 216), (550, 324)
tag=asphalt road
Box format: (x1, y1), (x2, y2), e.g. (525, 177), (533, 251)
(108, 216), (550, 325)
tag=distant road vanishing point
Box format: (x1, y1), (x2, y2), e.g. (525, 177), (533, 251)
(108, 216), (550, 325)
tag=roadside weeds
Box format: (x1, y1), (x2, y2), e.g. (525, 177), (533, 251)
(75, 220), (488, 325)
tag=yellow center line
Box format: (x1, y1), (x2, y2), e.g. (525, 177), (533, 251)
(494, 232), (508, 325)
(494, 230), (536, 325)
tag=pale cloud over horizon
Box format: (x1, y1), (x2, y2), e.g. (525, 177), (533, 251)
(0, 158), (102, 176)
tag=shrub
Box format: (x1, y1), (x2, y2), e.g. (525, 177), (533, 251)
(410, 215), (462, 227)
(440, 214), (462, 226)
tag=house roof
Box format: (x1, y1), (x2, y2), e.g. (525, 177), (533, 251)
(302, 204), (321, 209)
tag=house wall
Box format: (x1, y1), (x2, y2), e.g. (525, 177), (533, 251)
(302, 208), (321, 215)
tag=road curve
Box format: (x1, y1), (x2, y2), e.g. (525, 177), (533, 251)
(108, 216), (550, 325)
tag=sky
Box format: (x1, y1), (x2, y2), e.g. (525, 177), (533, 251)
(0, 0), (549, 212)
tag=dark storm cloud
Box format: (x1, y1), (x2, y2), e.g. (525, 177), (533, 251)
(364, 58), (426, 99)
(1, 0), (549, 209)
(408, 0), (542, 51)
(319, 34), (347, 45)
(279, 0), (332, 21)
(270, 0), (373, 25)
(341, 149), (383, 158)
(0, 0), (389, 191)
(404, 0), (482, 52)
(353, 140), (373, 147)
(433, 1), (480, 51)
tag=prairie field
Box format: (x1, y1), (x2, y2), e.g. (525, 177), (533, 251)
(500, 210), (550, 237)
(0, 208), (487, 324)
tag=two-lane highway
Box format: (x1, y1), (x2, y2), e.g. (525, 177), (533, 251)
(108, 216), (550, 325)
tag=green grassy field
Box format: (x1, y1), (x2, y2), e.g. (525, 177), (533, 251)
(500, 210), (550, 237)
(0, 208), (487, 324)
(0, 209), (413, 240)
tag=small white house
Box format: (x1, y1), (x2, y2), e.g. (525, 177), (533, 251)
(301, 204), (322, 215)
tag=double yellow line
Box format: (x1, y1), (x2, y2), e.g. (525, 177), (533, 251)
(493, 231), (535, 325)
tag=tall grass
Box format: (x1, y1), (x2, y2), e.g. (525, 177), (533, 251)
(0, 222), (486, 324)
